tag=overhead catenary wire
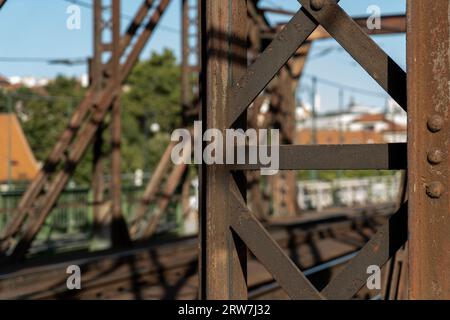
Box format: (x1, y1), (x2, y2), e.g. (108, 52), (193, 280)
(0, 57), (88, 65)
(302, 73), (388, 99)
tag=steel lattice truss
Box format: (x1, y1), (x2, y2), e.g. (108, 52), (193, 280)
(199, 0), (449, 300)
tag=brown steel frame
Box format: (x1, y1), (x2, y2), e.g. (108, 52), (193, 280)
(199, 0), (449, 300)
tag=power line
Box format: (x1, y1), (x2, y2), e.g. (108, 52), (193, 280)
(302, 74), (388, 99)
(63, 0), (92, 9)
(0, 57), (88, 65)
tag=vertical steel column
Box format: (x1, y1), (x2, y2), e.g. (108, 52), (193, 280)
(110, 0), (131, 246)
(407, 0), (450, 299)
(181, 0), (191, 112)
(180, 0), (199, 233)
(181, 0), (200, 122)
(199, 0), (248, 299)
(91, 0), (107, 238)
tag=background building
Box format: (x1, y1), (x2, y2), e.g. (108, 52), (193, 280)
(296, 101), (407, 144)
(0, 113), (39, 184)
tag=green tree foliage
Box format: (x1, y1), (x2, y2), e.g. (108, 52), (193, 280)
(10, 77), (90, 183)
(121, 49), (181, 173)
(18, 77), (85, 161)
(297, 170), (394, 181)
(123, 49), (181, 132)
(3, 49), (181, 185)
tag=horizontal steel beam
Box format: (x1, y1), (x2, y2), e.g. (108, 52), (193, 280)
(262, 14), (406, 40)
(228, 143), (407, 170)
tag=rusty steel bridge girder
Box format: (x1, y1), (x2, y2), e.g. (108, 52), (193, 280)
(199, 0), (449, 301)
(407, 0), (450, 299)
(199, 0), (248, 300)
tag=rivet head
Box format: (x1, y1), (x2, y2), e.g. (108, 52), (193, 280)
(426, 181), (444, 199)
(427, 115), (444, 133)
(310, 0), (325, 11)
(427, 149), (444, 165)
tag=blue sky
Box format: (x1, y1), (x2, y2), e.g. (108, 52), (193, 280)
(0, 0), (406, 113)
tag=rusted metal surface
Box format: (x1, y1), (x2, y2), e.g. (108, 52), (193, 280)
(91, 0), (109, 240)
(407, 0), (450, 300)
(259, 6), (298, 16)
(230, 144), (407, 170)
(200, 0), (411, 301)
(199, 0), (248, 300)
(201, 0), (249, 299)
(263, 14), (406, 40)
(110, 0), (131, 246)
(89, 0), (130, 246)
(181, 0), (200, 116)
(382, 245), (408, 300)
(229, 183), (323, 300)
(121, 0), (171, 78)
(181, 0), (191, 112)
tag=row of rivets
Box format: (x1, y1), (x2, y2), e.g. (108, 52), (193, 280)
(426, 115), (445, 198)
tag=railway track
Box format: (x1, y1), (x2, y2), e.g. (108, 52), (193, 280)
(248, 252), (358, 299)
(0, 204), (394, 299)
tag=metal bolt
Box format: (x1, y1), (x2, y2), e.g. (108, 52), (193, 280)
(427, 115), (444, 133)
(310, 0), (325, 11)
(426, 181), (444, 199)
(427, 149), (444, 165)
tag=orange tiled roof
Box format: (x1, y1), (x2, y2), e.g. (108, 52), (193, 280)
(296, 129), (385, 145)
(353, 113), (386, 122)
(353, 114), (406, 130)
(0, 113), (39, 182)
